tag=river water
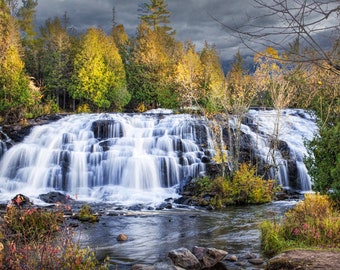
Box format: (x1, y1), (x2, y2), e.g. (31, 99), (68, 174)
(73, 200), (296, 269)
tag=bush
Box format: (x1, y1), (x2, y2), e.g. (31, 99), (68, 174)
(260, 193), (340, 258)
(0, 206), (109, 269)
(190, 163), (276, 208)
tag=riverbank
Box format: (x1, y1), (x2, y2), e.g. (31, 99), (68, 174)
(266, 250), (340, 269)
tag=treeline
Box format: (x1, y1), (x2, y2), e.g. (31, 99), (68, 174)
(0, 0), (337, 120)
(0, 0), (339, 198)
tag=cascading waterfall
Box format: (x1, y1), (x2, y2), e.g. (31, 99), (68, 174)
(0, 111), (214, 204)
(241, 109), (317, 192)
(0, 109), (317, 204)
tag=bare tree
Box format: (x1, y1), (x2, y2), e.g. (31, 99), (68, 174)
(214, 0), (340, 73)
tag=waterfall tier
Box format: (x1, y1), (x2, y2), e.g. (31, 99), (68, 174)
(0, 113), (214, 204)
(0, 109), (317, 204)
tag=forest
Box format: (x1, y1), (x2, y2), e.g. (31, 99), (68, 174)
(0, 0), (339, 199)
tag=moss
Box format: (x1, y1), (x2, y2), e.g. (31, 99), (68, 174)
(77, 204), (99, 222)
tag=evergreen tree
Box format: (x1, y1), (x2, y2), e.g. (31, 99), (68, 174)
(39, 17), (72, 109)
(127, 21), (178, 110)
(138, 0), (174, 35)
(16, 0), (39, 78)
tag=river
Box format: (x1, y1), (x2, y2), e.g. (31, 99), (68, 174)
(73, 200), (296, 269)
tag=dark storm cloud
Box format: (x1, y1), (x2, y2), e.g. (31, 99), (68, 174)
(35, 0), (257, 60)
(35, 0), (337, 61)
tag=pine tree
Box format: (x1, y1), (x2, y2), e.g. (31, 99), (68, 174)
(138, 0), (174, 35)
(39, 17), (72, 109)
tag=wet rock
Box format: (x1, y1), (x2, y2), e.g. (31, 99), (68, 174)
(192, 246), (228, 269)
(2, 114), (67, 143)
(201, 156), (210, 163)
(225, 254), (238, 262)
(91, 120), (123, 139)
(242, 252), (257, 259)
(168, 248), (201, 270)
(117, 233), (128, 241)
(131, 264), (154, 270)
(9, 194), (33, 209)
(156, 202), (173, 210)
(128, 204), (144, 211)
(76, 204), (99, 222)
(39, 191), (73, 204)
(248, 258), (264, 265)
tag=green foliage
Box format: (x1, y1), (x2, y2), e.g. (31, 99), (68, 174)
(190, 163), (276, 208)
(306, 121), (340, 201)
(77, 204), (99, 222)
(69, 28), (130, 111)
(260, 220), (284, 257)
(3, 206), (64, 242)
(260, 193), (340, 258)
(138, 0), (174, 34)
(0, 206), (109, 269)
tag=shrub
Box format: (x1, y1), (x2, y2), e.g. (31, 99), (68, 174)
(260, 193), (340, 258)
(190, 163), (276, 208)
(0, 206), (109, 269)
(231, 163), (276, 204)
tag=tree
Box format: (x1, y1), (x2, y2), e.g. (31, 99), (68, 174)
(39, 17), (72, 109)
(16, 0), (39, 78)
(138, 0), (174, 35)
(306, 122), (340, 200)
(175, 41), (204, 109)
(69, 28), (129, 111)
(127, 21), (178, 110)
(218, 0), (340, 73)
(254, 47), (298, 179)
(222, 52), (257, 174)
(200, 42), (225, 112)
(0, 0), (40, 123)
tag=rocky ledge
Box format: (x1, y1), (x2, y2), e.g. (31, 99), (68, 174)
(266, 250), (340, 270)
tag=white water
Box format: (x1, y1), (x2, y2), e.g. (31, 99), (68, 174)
(0, 112), (214, 205)
(242, 109), (317, 191)
(0, 109), (317, 204)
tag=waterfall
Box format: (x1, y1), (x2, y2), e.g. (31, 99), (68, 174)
(241, 109), (317, 192)
(0, 112), (214, 204)
(0, 109), (317, 204)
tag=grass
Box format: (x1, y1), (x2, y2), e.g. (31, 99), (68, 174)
(260, 193), (340, 258)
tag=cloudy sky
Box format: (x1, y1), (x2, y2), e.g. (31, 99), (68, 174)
(35, 0), (338, 63)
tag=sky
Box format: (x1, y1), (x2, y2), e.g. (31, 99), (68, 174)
(34, 0), (339, 64)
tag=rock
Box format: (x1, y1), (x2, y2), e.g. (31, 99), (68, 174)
(168, 248), (201, 270)
(266, 250), (340, 270)
(248, 258), (264, 265)
(132, 264), (154, 270)
(9, 194), (32, 209)
(225, 254), (238, 262)
(242, 252), (256, 259)
(117, 233), (128, 241)
(77, 204), (99, 222)
(39, 191), (73, 204)
(192, 246), (228, 269)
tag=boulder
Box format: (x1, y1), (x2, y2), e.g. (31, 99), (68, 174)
(168, 248), (201, 270)
(117, 233), (128, 241)
(39, 191), (73, 204)
(9, 194), (32, 209)
(192, 246), (228, 268)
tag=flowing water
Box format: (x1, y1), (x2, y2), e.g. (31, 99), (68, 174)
(74, 201), (296, 269)
(0, 109), (316, 268)
(0, 109), (317, 204)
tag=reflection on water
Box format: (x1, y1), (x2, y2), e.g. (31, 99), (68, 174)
(75, 201), (296, 268)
